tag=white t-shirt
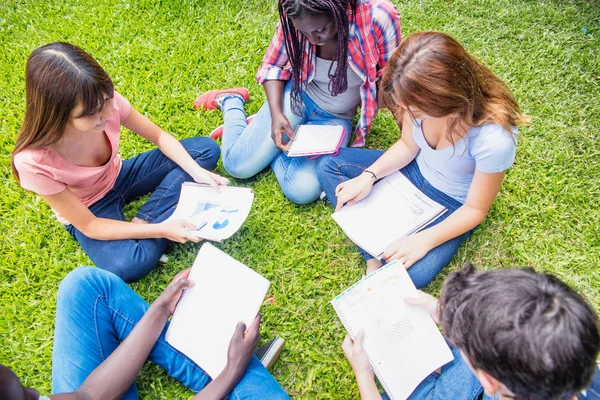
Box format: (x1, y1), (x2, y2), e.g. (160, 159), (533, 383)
(413, 120), (517, 203)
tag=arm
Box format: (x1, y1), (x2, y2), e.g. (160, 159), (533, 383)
(263, 80), (294, 151)
(121, 109), (228, 188)
(256, 23), (296, 151)
(334, 115), (420, 210)
(51, 269), (195, 400)
(41, 189), (200, 243)
(383, 169), (507, 267)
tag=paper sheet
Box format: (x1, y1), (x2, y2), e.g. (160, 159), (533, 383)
(165, 183), (254, 241)
(331, 260), (453, 400)
(165, 243), (270, 378)
(332, 171), (447, 258)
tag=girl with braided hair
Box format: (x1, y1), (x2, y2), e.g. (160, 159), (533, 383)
(194, 0), (401, 204)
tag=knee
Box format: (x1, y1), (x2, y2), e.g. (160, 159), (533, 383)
(57, 267), (114, 305)
(280, 176), (321, 205)
(99, 242), (163, 283)
(316, 155), (339, 181)
(223, 156), (257, 180)
(185, 137), (221, 170)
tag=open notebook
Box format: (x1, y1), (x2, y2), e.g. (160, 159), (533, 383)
(286, 124), (346, 157)
(331, 260), (454, 400)
(332, 171), (447, 259)
(165, 182), (254, 241)
(165, 243), (270, 378)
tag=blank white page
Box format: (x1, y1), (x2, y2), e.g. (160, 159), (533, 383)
(287, 124), (345, 156)
(166, 243), (270, 378)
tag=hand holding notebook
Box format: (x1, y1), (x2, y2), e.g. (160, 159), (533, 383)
(331, 260), (453, 400)
(285, 124), (346, 157)
(166, 243), (270, 378)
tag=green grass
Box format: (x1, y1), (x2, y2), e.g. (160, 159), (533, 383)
(1, 0), (599, 398)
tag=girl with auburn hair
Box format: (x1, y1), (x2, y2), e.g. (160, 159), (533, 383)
(12, 42), (228, 283)
(194, 0), (401, 204)
(317, 32), (527, 283)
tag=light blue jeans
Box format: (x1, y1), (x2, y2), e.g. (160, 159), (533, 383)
(220, 80), (353, 204)
(317, 148), (475, 289)
(52, 267), (290, 399)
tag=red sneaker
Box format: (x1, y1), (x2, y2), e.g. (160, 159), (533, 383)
(209, 114), (256, 139)
(193, 88), (249, 110)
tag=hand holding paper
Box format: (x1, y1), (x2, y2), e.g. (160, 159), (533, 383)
(382, 233), (433, 268)
(342, 330), (373, 379)
(226, 315), (262, 379)
(158, 219), (203, 244)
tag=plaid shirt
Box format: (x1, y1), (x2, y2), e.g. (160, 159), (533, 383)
(256, 0), (401, 147)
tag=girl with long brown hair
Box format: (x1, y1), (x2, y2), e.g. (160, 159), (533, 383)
(193, 0), (401, 204)
(12, 42), (228, 282)
(317, 32), (527, 283)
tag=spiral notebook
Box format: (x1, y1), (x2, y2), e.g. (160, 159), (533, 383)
(165, 243), (270, 378)
(332, 171), (447, 259)
(285, 124), (346, 157)
(331, 260), (453, 400)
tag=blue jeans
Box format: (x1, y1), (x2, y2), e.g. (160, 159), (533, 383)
(220, 80), (353, 205)
(579, 366), (600, 400)
(52, 267), (290, 399)
(66, 137), (220, 283)
(379, 346), (483, 400)
(317, 148), (474, 288)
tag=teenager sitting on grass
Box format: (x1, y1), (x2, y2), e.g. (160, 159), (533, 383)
(11, 42), (228, 283)
(0, 266), (288, 400)
(318, 32), (527, 283)
(342, 263), (600, 400)
(194, 0), (401, 204)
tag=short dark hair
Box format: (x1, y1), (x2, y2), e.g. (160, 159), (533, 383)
(439, 263), (600, 400)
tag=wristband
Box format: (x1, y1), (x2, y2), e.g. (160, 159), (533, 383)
(363, 169), (378, 181)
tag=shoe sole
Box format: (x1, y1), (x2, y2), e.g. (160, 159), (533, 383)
(259, 337), (285, 370)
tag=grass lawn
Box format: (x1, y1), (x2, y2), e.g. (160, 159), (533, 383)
(0, 0), (599, 398)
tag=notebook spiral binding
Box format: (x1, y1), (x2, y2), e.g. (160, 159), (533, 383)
(165, 286), (192, 342)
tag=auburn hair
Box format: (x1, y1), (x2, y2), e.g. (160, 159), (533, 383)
(11, 42), (114, 180)
(381, 32), (528, 142)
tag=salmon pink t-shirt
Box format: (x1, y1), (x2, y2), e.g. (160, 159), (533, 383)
(13, 92), (132, 225)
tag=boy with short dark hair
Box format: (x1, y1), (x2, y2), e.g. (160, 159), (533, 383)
(343, 263), (600, 400)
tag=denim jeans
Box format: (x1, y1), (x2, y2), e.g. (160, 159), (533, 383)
(220, 80), (353, 205)
(378, 346), (483, 400)
(52, 267), (290, 400)
(66, 137), (220, 283)
(317, 147), (474, 288)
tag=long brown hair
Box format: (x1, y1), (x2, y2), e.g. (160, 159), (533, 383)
(381, 32), (527, 142)
(11, 42), (114, 180)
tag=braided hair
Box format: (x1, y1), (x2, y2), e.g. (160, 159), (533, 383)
(278, 0), (357, 114)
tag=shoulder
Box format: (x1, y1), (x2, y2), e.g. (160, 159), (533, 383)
(469, 124), (518, 173)
(13, 148), (66, 194)
(13, 148), (49, 171)
(365, 0), (400, 22)
(113, 91), (132, 121)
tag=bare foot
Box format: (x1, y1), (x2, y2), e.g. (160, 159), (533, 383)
(366, 259), (382, 275)
(131, 217), (149, 224)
